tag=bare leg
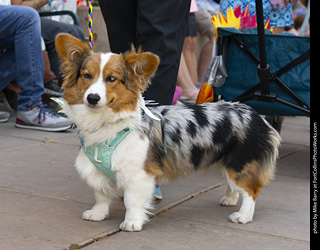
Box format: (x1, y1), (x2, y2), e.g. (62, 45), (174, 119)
(182, 36), (198, 84)
(197, 27), (215, 83)
(177, 53), (199, 98)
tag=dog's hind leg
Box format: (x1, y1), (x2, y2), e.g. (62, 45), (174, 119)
(225, 167), (263, 224)
(228, 191), (256, 224)
(82, 190), (113, 221)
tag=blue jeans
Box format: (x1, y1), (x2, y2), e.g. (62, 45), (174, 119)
(0, 6), (44, 111)
(41, 18), (85, 79)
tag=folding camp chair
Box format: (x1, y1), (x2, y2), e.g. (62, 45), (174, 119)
(212, 0), (310, 124)
(39, 10), (79, 26)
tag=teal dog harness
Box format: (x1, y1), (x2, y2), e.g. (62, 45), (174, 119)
(79, 128), (132, 182)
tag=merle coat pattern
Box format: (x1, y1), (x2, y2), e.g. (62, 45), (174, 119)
(143, 102), (280, 189)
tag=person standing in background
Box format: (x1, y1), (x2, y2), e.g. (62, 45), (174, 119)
(98, 0), (191, 106)
(98, 0), (192, 200)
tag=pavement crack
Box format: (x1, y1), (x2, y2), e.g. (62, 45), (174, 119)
(278, 145), (309, 160)
(66, 228), (121, 250)
(151, 183), (222, 218)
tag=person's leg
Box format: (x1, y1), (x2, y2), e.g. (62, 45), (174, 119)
(182, 35), (198, 84)
(136, 0), (191, 105)
(99, 0), (138, 53)
(0, 6), (44, 111)
(40, 18), (85, 79)
(0, 6), (19, 91)
(99, 0), (191, 105)
(177, 53), (199, 99)
(182, 12), (198, 84)
(195, 10), (216, 83)
(0, 49), (16, 92)
(42, 49), (63, 97)
(0, 6), (71, 131)
(43, 50), (56, 84)
(197, 27), (215, 83)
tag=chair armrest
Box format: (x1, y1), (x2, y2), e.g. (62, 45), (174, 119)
(39, 10), (79, 26)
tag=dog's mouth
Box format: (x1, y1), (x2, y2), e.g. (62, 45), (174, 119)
(87, 104), (103, 109)
(106, 93), (117, 107)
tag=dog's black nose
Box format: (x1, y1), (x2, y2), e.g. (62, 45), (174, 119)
(87, 93), (101, 105)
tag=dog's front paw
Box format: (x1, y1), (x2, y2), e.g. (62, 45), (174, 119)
(82, 209), (109, 222)
(228, 212), (253, 224)
(120, 220), (143, 232)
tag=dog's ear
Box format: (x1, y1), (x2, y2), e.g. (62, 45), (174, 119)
(123, 48), (160, 92)
(55, 33), (91, 88)
(56, 33), (90, 65)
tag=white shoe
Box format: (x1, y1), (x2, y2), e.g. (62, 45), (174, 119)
(0, 111), (10, 123)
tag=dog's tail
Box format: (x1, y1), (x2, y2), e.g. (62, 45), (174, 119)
(260, 119), (282, 185)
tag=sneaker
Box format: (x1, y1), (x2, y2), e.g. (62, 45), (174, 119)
(44, 80), (63, 97)
(0, 111), (10, 123)
(15, 104), (72, 131)
(153, 185), (163, 200)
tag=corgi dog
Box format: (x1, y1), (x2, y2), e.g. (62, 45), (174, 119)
(55, 34), (281, 232)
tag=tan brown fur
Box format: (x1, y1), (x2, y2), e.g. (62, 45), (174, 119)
(144, 162), (165, 178)
(123, 47), (159, 93)
(145, 150), (194, 183)
(65, 53), (102, 106)
(226, 160), (275, 201)
(55, 34), (91, 89)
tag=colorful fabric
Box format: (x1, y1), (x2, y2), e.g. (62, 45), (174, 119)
(220, 0), (293, 27)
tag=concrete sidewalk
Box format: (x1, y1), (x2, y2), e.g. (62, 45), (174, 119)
(0, 107), (310, 250)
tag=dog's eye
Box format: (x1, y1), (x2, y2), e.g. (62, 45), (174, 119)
(106, 76), (116, 83)
(84, 73), (92, 80)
